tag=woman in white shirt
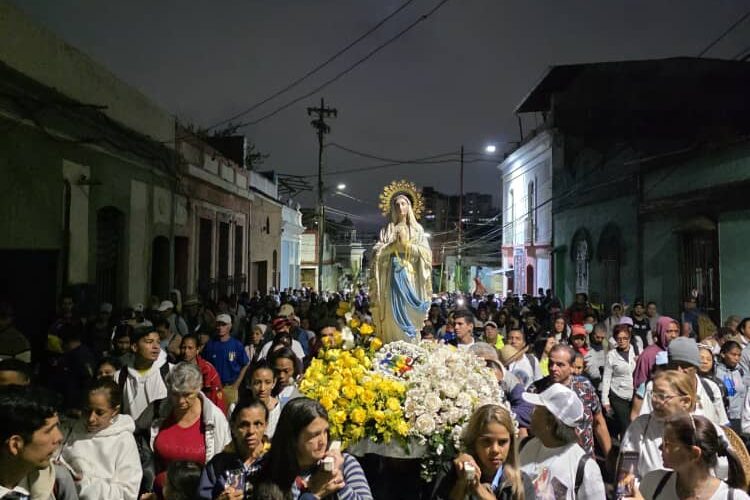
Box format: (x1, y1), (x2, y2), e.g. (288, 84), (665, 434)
(601, 324), (637, 440)
(632, 413), (748, 500)
(620, 369), (729, 480)
(61, 378), (142, 500)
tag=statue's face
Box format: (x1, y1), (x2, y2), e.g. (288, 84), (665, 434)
(394, 196), (410, 218)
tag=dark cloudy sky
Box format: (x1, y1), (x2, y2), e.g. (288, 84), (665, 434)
(11, 1), (750, 227)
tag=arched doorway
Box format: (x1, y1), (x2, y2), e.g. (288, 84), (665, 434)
(96, 207), (125, 305)
(526, 264), (535, 295)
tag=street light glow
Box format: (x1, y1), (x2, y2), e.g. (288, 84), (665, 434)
(485, 144), (497, 153)
(424, 232), (431, 238)
(336, 183), (346, 191)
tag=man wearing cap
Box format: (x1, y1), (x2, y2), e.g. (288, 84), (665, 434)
(529, 344), (611, 458)
(638, 336), (728, 426)
(482, 321), (504, 350)
(182, 295), (214, 336)
(202, 314), (250, 393)
(520, 383), (606, 499)
(158, 300), (189, 338)
(259, 317), (306, 361)
(129, 303), (153, 330)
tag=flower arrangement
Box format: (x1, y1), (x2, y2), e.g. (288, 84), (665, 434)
(401, 341), (505, 480)
(302, 302), (507, 481)
(299, 342), (408, 448)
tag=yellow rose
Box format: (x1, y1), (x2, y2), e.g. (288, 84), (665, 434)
(386, 397), (401, 412)
(373, 410), (386, 424)
(362, 389), (376, 405)
(319, 395), (334, 410)
(348, 318), (361, 329)
(330, 410), (347, 425)
(351, 407), (367, 425)
(359, 323), (374, 335)
(369, 338), (383, 351)
(342, 384), (357, 400)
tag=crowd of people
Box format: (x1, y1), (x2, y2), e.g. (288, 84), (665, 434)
(1, 287), (750, 499)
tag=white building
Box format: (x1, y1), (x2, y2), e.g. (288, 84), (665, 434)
(280, 203), (304, 290)
(499, 130), (554, 295)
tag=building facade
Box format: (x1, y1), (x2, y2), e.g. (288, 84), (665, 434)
(512, 57), (750, 321)
(499, 131), (554, 296)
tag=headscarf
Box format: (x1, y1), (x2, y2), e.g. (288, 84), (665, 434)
(633, 315), (678, 388)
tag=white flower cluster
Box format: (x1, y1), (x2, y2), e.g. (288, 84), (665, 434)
(402, 342), (505, 444)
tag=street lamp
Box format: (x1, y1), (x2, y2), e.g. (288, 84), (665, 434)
(336, 183), (346, 191)
(485, 144), (497, 153)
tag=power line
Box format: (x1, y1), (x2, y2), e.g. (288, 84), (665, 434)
(231, 0), (453, 128)
(698, 8), (750, 57)
(203, 0), (418, 132)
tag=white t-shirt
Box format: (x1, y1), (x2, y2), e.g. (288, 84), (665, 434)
(259, 339), (305, 362)
(640, 470), (750, 500)
(519, 438), (605, 500)
(265, 400), (281, 438)
(508, 354), (543, 388)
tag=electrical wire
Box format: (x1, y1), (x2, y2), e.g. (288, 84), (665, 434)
(202, 0), (418, 132)
(698, 8), (750, 57)
(230, 0), (453, 128)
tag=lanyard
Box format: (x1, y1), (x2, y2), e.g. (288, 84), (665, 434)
(491, 466), (504, 492)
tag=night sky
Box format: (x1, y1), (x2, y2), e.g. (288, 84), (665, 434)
(11, 1), (750, 228)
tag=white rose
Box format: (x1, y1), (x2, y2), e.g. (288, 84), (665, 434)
(415, 414), (436, 435)
(424, 393), (442, 413)
(442, 382), (460, 399)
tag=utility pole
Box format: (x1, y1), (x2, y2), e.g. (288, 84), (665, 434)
(307, 98), (337, 293)
(457, 145), (464, 292)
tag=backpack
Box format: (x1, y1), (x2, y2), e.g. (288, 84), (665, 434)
(117, 362), (170, 493)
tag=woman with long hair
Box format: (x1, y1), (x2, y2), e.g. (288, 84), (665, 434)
(269, 347), (303, 406)
(601, 324), (637, 440)
(431, 404), (533, 499)
(257, 397), (373, 499)
(237, 360), (281, 437)
(198, 399), (270, 499)
(633, 413), (749, 499)
(60, 378), (142, 499)
(549, 314), (569, 344)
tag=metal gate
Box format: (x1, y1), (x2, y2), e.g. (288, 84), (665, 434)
(679, 230), (719, 324)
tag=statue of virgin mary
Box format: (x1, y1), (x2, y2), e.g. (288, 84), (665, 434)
(369, 180), (432, 343)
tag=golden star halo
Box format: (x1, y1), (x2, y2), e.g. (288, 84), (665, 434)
(378, 180), (424, 220)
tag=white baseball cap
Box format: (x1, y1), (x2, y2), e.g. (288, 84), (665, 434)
(522, 383), (584, 427)
(157, 300), (174, 312)
(215, 313), (232, 325)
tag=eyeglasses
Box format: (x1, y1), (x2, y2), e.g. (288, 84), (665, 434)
(615, 336), (629, 341)
(651, 392), (678, 403)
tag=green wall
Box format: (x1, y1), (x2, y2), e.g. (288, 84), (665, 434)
(553, 195), (639, 308)
(642, 218), (681, 319)
(719, 210), (750, 319)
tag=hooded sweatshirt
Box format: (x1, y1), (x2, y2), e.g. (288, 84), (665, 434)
(60, 414), (142, 500)
(632, 316), (678, 388)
